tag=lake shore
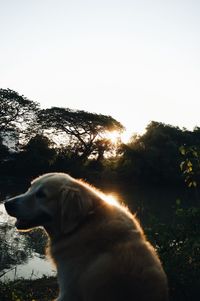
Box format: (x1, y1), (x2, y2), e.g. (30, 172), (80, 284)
(0, 276), (58, 301)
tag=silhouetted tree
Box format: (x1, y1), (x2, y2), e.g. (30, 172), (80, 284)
(0, 89), (39, 146)
(94, 138), (113, 162)
(15, 135), (57, 176)
(117, 121), (187, 184)
(37, 107), (124, 161)
(0, 136), (9, 161)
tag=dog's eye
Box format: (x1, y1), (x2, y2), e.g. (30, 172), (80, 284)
(36, 189), (46, 199)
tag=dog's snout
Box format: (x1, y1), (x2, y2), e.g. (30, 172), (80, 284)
(4, 199), (19, 217)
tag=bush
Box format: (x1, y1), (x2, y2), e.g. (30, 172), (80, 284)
(0, 276), (58, 301)
(146, 204), (200, 301)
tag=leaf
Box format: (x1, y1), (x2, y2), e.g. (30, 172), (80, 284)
(187, 160), (193, 167)
(188, 167), (193, 172)
(180, 161), (185, 170)
(179, 146), (186, 155)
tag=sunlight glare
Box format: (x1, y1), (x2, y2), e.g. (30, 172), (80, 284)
(106, 130), (134, 144)
(103, 194), (120, 207)
(121, 130), (132, 143)
(106, 131), (121, 144)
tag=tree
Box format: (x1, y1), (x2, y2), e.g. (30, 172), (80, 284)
(37, 107), (124, 161)
(117, 121), (186, 184)
(179, 145), (200, 205)
(94, 138), (114, 162)
(0, 89), (39, 146)
(15, 134), (57, 176)
(0, 136), (9, 161)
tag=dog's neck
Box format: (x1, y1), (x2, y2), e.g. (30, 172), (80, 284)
(44, 208), (97, 247)
(44, 197), (105, 245)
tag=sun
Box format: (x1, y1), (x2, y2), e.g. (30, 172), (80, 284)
(120, 130), (132, 143)
(106, 130), (132, 144)
(105, 131), (121, 144)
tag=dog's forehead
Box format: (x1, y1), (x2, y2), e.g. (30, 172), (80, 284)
(31, 173), (74, 189)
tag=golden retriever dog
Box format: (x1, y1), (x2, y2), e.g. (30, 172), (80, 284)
(5, 172), (168, 301)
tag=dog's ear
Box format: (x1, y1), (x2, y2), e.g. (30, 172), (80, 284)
(61, 185), (93, 234)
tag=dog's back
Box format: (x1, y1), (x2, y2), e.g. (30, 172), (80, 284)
(50, 196), (168, 301)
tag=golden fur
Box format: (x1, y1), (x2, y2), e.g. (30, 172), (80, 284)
(5, 172), (168, 301)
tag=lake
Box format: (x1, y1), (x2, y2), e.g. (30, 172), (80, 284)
(0, 203), (56, 281)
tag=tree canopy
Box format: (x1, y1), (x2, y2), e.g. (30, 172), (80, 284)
(1, 88), (200, 189)
(37, 107), (125, 160)
(0, 89), (38, 133)
(0, 89), (39, 148)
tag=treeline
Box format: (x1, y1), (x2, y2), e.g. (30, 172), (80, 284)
(0, 88), (200, 188)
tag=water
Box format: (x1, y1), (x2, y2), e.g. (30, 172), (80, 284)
(2, 253), (56, 281)
(0, 204), (56, 281)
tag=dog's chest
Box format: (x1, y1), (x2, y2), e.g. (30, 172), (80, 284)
(56, 260), (82, 301)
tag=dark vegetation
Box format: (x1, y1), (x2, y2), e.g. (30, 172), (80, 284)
(0, 277), (58, 301)
(0, 89), (200, 300)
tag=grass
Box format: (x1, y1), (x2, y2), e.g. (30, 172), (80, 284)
(0, 276), (58, 301)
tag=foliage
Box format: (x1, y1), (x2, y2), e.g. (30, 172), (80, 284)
(0, 89), (39, 146)
(37, 107), (124, 161)
(117, 122), (185, 184)
(0, 224), (46, 275)
(22, 228), (48, 256)
(1, 135), (57, 177)
(19, 134), (57, 176)
(146, 204), (200, 301)
(0, 277), (58, 301)
(0, 223), (30, 272)
(180, 145), (200, 188)
(1, 89), (200, 187)
(0, 136), (9, 160)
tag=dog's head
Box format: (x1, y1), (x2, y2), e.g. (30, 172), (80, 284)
(4, 173), (94, 234)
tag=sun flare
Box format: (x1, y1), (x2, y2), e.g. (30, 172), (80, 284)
(106, 131), (121, 144)
(106, 130), (132, 144)
(103, 194), (120, 207)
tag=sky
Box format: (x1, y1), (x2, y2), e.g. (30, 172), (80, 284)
(0, 0), (200, 140)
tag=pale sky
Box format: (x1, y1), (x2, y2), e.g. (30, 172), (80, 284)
(0, 0), (200, 139)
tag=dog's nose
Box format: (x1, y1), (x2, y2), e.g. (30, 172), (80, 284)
(4, 199), (18, 217)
